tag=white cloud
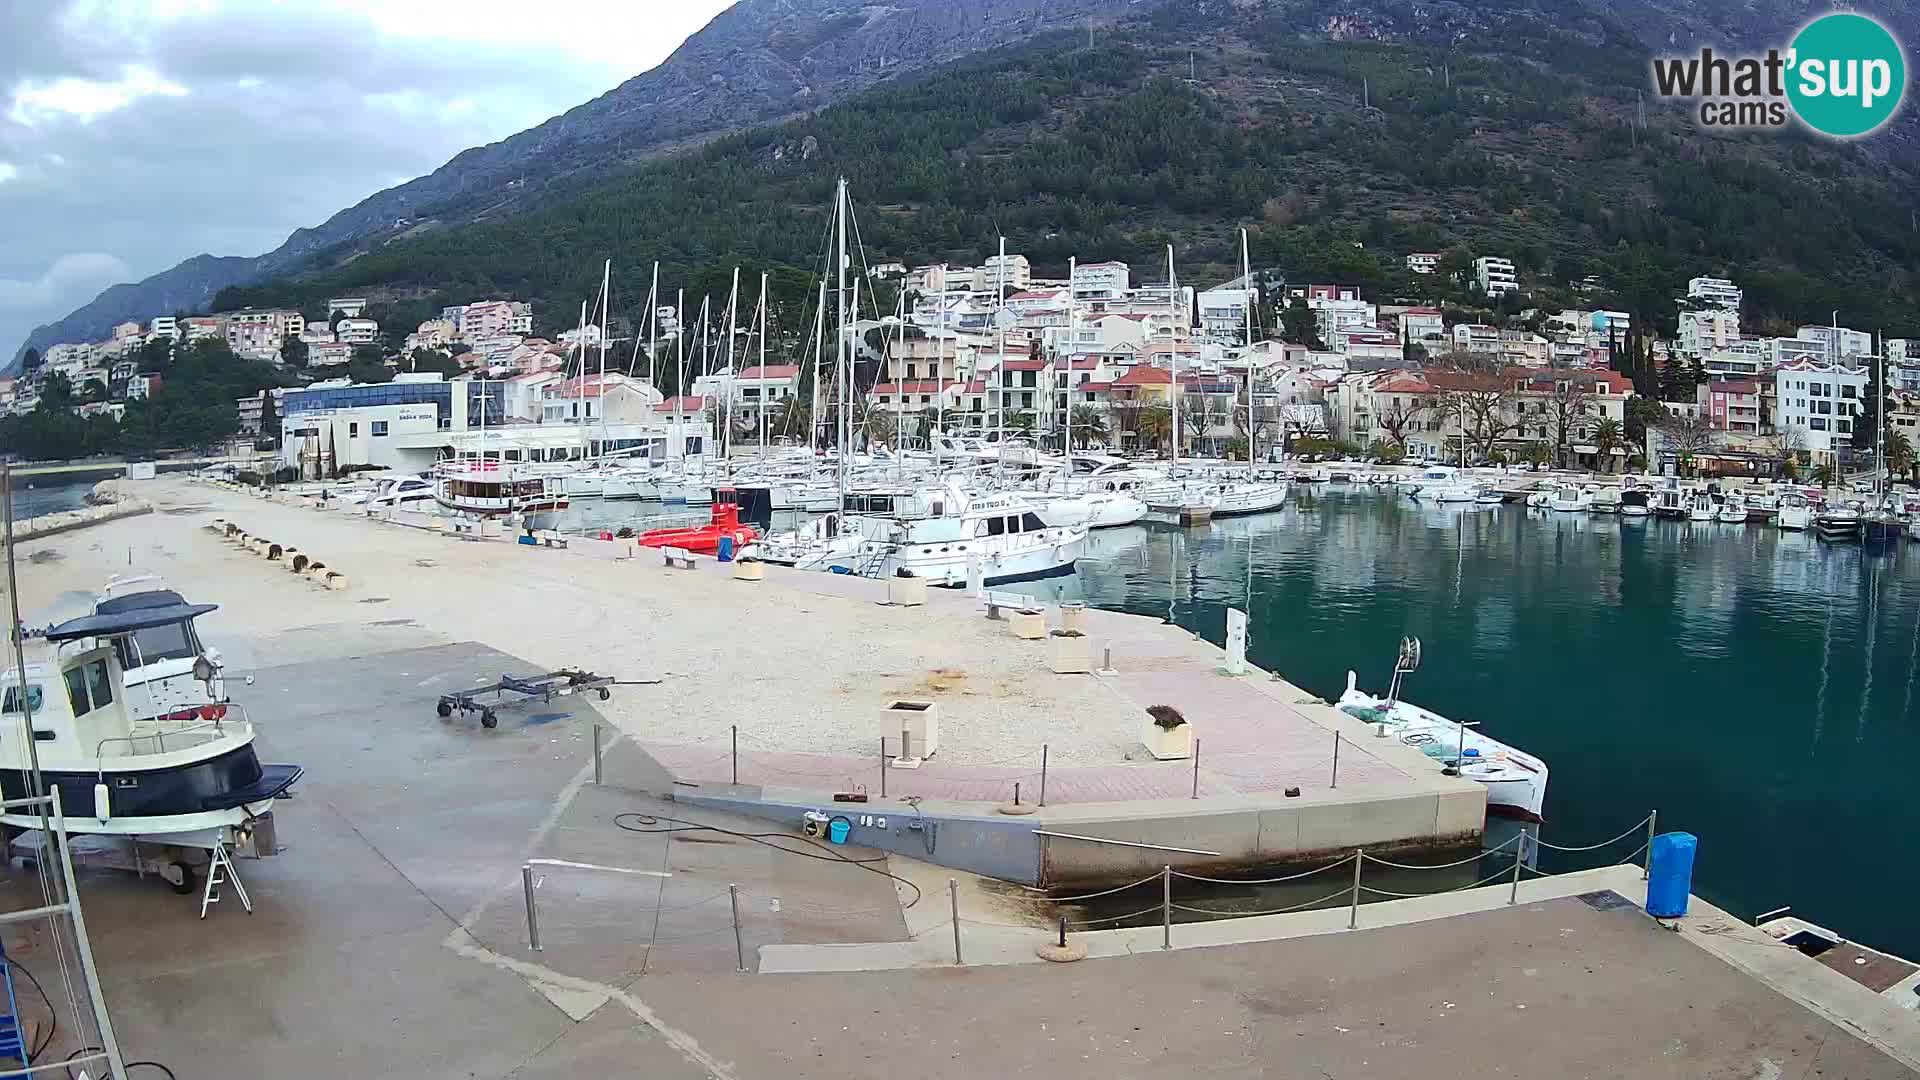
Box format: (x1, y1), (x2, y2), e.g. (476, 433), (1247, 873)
(0, 163), (17, 184)
(0, 253), (133, 311)
(8, 65), (188, 127)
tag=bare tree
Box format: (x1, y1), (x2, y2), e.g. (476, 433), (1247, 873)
(1657, 411), (1719, 473)
(1431, 357), (1515, 462)
(1375, 395), (1430, 451)
(1762, 425), (1808, 464)
(1543, 371), (1594, 469)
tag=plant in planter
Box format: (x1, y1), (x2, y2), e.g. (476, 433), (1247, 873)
(1141, 704), (1192, 760)
(1047, 628), (1093, 674)
(887, 567), (927, 606)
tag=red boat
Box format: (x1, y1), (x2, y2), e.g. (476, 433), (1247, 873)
(637, 487), (760, 556)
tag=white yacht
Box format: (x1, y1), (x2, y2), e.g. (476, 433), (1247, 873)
(2, 605), (303, 852)
(1408, 466), (1476, 503)
(1654, 479), (1688, 519)
(753, 486), (1086, 587)
(362, 474), (437, 511)
(1686, 491), (1717, 522)
(1588, 486), (1621, 514)
(1716, 493), (1749, 524)
(1619, 488), (1652, 518)
(1548, 483), (1591, 513)
(1336, 640), (1548, 823)
(1777, 491), (1813, 531)
(91, 578), (226, 723)
(1021, 489), (1149, 530)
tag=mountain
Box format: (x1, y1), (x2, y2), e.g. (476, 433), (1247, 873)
(204, 0), (1920, 362)
(20, 0), (1920, 368)
(10, 0), (1148, 367)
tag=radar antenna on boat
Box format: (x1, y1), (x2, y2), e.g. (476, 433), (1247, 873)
(1387, 636), (1421, 707)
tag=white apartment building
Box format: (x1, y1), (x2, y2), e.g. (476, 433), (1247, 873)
(1397, 308), (1445, 346)
(1452, 324), (1501, 354)
(1797, 325), (1873, 360)
(43, 343), (96, 377)
(975, 254), (1032, 294)
(1197, 286), (1256, 340)
(327, 297), (368, 318)
(1312, 299), (1375, 345)
(1678, 309), (1741, 355)
(1702, 341), (1768, 378)
(336, 318), (380, 345)
(1405, 252), (1441, 275)
(1686, 276), (1742, 311)
(182, 316), (224, 342)
(1072, 261), (1130, 301)
(1473, 257), (1518, 296)
(111, 321), (143, 342)
(905, 265), (953, 295)
(1770, 336), (1830, 366)
(126, 374), (157, 401)
(1775, 360), (1868, 462)
(147, 316), (179, 342)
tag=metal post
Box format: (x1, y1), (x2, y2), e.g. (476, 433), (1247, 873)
(1509, 837), (1524, 905)
(1039, 744), (1048, 807)
(1348, 850), (1363, 929)
(1161, 864), (1172, 949)
(1013, 781), (1022, 806)
(949, 879), (963, 965)
(1330, 730), (1341, 789)
(729, 883), (745, 972)
(1057, 913), (1068, 949)
(731, 724), (738, 786)
(879, 739), (887, 799)
(1191, 738), (1201, 799)
(1643, 809), (1658, 880)
(50, 788), (128, 1079)
(522, 864), (541, 951)
(592, 722), (603, 785)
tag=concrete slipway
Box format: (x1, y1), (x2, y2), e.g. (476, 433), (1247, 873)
(0, 479), (1907, 1078)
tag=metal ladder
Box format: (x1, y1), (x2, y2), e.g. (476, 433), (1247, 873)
(0, 941), (25, 1077)
(200, 841), (253, 920)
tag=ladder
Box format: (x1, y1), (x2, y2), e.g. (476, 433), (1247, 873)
(0, 941), (28, 1077)
(200, 841), (253, 920)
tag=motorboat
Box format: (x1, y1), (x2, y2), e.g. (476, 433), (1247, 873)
(1548, 483), (1591, 513)
(359, 474), (437, 512)
(434, 461), (569, 530)
(1619, 489), (1652, 518)
(1336, 639), (1548, 823)
(1525, 488), (1552, 509)
(1473, 486), (1504, 506)
(91, 577), (226, 723)
(1, 604), (303, 852)
(1716, 493), (1748, 524)
(637, 487), (760, 557)
(1815, 502), (1862, 541)
(1407, 466), (1476, 503)
(1021, 489), (1149, 530)
(759, 485), (1086, 587)
(1588, 486), (1621, 515)
(1194, 479), (1291, 517)
(1686, 491), (1717, 523)
(1753, 911), (1920, 1013)
(562, 465), (658, 501)
(1864, 499), (1907, 544)
(1777, 491), (1813, 531)
(1654, 479), (1687, 519)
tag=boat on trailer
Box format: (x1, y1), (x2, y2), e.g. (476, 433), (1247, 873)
(93, 576), (228, 723)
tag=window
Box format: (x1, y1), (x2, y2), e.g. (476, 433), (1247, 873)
(371, 421), (389, 437)
(349, 422), (359, 436)
(112, 619), (199, 669)
(986, 516), (1006, 536)
(86, 660), (113, 710)
(64, 665), (92, 717)
(1842, 385), (1857, 399)
(2, 683), (43, 714)
(1810, 417), (1829, 431)
(1838, 420), (1852, 433)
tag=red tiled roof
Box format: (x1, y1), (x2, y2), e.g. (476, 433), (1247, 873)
(962, 379), (987, 394)
(736, 365), (799, 380)
(1114, 366), (1173, 386)
(1401, 307), (1443, 316)
(1000, 357), (1048, 372)
(870, 381), (951, 396)
(1374, 374), (1433, 393)
(655, 395), (708, 413)
(1077, 380), (1116, 393)
(1061, 357), (1102, 370)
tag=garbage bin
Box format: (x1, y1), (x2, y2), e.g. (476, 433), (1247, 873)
(717, 535), (735, 563)
(1646, 831), (1696, 918)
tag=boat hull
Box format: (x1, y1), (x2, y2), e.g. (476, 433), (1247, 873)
(0, 744), (301, 841)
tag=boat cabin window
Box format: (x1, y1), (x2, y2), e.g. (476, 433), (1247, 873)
(1020, 512), (1045, 532)
(112, 619), (202, 668)
(2, 683), (44, 715)
(512, 480), (545, 496)
(64, 658), (115, 717)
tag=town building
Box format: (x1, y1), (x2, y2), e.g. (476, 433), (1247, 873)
(1397, 308), (1446, 348)
(182, 316), (225, 342)
(326, 297), (368, 318)
(975, 253), (1032, 294)
(459, 300), (534, 341)
(126, 373), (159, 401)
(1796, 324), (1873, 361)
(147, 316), (179, 342)
(1452, 324), (1501, 355)
(335, 318), (380, 345)
(1686, 276), (1743, 312)
(1473, 257), (1518, 296)
(1678, 309), (1741, 356)
(1774, 360), (1868, 464)
(1705, 380), (1763, 436)
(1072, 261), (1130, 301)
(1404, 252), (1441, 275)
(1197, 285), (1255, 340)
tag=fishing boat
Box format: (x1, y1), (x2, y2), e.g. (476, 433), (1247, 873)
(91, 578), (227, 723)
(636, 487), (760, 556)
(1, 605), (303, 852)
(1336, 639), (1548, 823)
(1777, 491), (1813, 531)
(1653, 478), (1687, 519)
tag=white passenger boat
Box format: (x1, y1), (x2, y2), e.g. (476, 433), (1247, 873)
(361, 474), (437, 511)
(1654, 479), (1687, 519)
(433, 462), (570, 529)
(1619, 489), (1652, 518)
(1588, 486), (1621, 514)
(1407, 466), (1476, 503)
(1022, 489), (1149, 530)
(1336, 639), (1548, 823)
(2, 605), (303, 852)
(1777, 491), (1813, 531)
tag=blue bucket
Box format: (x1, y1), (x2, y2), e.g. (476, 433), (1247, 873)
(827, 817), (851, 845)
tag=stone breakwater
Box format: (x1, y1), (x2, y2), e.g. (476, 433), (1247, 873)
(3, 479), (153, 543)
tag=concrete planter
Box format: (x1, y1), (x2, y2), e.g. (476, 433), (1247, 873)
(1047, 630), (1094, 674)
(1008, 609), (1046, 640)
(1058, 603), (1087, 633)
(731, 559), (766, 581)
(882, 699), (939, 760)
(887, 575), (928, 607)
(1140, 719), (1193, 761)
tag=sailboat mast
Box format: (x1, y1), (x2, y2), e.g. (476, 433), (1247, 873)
(674, 289), (685, 463)
(1241, 228), (1255, 473)
(1168, 244), (1180, 468)
(1066, 256), (1076, 483)
(722, 267), (739, 471)
(996, 234), (1007, 485)
(835, 177), (850, 503)
(645, 261), (658, 386)
(1877, 331), (1886, 500)
(812, 277), (827, 462)
(757, 271), (769, 461)
(936, 265), (946, 462)
(597, 258), (611, 458)
(894, 286), (905, 483)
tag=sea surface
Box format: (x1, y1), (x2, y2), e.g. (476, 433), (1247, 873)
(560, 485), (1920, 954)
(7, 480), (92, 522)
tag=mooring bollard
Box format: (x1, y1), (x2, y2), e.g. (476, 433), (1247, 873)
(523, 864), (541, 951)
(1331, 730), (1341, 789)
(592, 723), (603, 785)
(1039, 744), (1048, 807)
(1161, 864), (1173, 950)
(1348, 850), (1363, 930)
(950, 879), (963, 965)
(730, 883), (745, 972)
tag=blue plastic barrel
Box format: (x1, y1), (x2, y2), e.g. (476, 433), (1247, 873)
(827, 817), (851, 845)
(1646, 831), (1696, 918)
(717, 536), (734, 562)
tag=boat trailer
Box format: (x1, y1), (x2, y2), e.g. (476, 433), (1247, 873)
(436, 669), (617, 728)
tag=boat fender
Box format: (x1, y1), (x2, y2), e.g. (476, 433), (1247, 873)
(93, 782), (110, 821)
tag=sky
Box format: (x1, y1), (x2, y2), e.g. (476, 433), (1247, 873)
(0, 0), (732, 358)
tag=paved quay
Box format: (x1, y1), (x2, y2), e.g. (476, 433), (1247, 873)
(14, 480), (1485, 883)
(0, 480), (1913, 1077)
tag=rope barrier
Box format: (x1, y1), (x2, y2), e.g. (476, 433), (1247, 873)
(1533, 814), (1655, 853)
(1066, 905), (1165, 928)
(1173, 854), (1357, 886)
(1361, 834), (1521, 871)
(1361, 859), (1519, 899)
(1169, 885), (1354, 918)
(1040, 870), (1166, 903)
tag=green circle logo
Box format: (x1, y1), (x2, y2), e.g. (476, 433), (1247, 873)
(1787, 13), (1906, 138)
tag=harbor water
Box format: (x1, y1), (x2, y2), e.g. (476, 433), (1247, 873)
(1005, 485), (1920, 954)
(8, 480), (92, 522)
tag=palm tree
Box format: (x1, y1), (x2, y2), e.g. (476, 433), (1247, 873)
(1068, 404), (1109, 450)
(863, 409), (898, 448)
(1134, 404), (1173, 453)
(1813, 462), (1836, 488)
(1589, 416), (1623, 472)
(915, 407), (940, 446)
(1887, 430), (1915, 483)
(774, 396), (812, 442)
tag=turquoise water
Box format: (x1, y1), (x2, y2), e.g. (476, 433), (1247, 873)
(1005, 487), (1920, 956)
(8, 481), (91, 521)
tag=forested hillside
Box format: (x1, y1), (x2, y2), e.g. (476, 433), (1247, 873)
(218, 1), (1920, 359)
